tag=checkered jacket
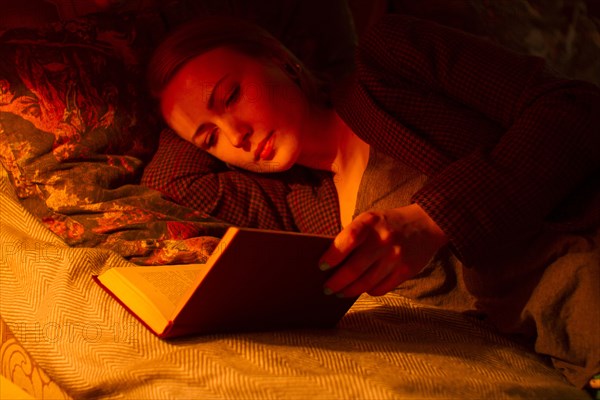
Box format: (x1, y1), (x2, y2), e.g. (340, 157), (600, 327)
(141, 128), (342, 235)
(142, 15), (600, 268)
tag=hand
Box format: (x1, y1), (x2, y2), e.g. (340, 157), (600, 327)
(319, 203), (448, 297)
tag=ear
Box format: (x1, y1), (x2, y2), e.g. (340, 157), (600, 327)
(274, 54), (329, 107)
(283, 62), (302, 81)
(268, 47), (300, 79)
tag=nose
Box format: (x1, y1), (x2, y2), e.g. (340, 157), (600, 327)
(219, 116), (252, 149)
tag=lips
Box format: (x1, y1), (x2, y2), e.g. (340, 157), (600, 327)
(254, 131), (275, 161)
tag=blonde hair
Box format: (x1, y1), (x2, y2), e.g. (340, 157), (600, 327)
(147, 16), (327, 105)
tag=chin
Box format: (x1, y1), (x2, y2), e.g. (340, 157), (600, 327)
(254, 150), (296, 173)
(236, 152), (297, 174)
(257, 160), (293, 173)
(272, 154), (298, 172)
(234, 159), (287, 174)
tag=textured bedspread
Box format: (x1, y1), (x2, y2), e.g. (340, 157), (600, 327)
(0, 1), (598, 397)
(0, 167), (589, 399)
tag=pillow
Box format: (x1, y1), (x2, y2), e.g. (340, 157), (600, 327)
(0, 1), (358, 264)
(0, 13), (228, 265)
(386, 0), (599, 85)
(469, 0), (599, 85)
(387, 0), (484, 34)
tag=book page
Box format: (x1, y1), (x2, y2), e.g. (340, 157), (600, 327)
(100, 227), (352, 338)
(98, 264), (210, 334)
(135, 266), (204, 305)
(125, 264), (209, 311)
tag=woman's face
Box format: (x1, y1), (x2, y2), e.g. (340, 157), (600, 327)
(160, 47), (311, 172)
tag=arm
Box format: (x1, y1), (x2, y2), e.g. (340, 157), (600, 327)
(360, 14), (600, 267)
(142, 129), (341, 235)
(142, 129), (298, 231)
(321, 14), (600, 297)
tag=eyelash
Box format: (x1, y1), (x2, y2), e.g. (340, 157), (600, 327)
(225, 85), (240, 108)
(204, 127), (218, 148)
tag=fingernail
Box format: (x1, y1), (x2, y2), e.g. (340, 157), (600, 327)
(319, 262), (331, 271)
(323, 287), (333, 295)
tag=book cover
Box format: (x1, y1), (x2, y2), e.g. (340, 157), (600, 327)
(94, 227), (357, 338)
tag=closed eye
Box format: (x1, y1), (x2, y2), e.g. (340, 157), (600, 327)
(203, 127), (219, 149)
(225, 84), (240, 108)
(193, 125), (218, 150)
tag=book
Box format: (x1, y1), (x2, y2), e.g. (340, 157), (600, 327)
(94, 227), (357, 338)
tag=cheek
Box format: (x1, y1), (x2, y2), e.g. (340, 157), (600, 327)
(272, 131), (302, 170)
(243, 77), (308, 121)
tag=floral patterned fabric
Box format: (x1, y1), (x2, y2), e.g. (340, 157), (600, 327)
(0, 14), (229, 265)
(0, 1), (359, 265)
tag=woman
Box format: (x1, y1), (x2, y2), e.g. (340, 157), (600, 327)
(143, 14), (600, 389)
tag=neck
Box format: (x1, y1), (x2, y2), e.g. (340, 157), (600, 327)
(297, 108), (369, 175)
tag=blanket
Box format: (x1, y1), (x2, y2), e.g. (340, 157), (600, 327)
(0, 165), (588, 399)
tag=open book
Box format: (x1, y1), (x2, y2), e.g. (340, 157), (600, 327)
(94, 227), (357, 338)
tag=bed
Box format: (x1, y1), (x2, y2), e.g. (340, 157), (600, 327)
(0, 165), (592, 399)
(1, 0), (598, 399)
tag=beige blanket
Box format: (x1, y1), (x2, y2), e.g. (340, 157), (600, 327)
(0, 166), (588, 399)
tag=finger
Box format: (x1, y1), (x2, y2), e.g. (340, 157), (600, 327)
(318, 214), (375, 271)
(323, 246), (383, 294)
(367, 266), (412, 296)
(337, 260), (398, 298)
(334, 244), (402, 297)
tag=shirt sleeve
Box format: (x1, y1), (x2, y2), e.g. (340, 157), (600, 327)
(141, 129), (299, 232)
(141, 129), (342, 236)
(359, 14), (600, 267)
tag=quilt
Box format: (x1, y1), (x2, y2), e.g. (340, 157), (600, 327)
(0, 165), (589, 399)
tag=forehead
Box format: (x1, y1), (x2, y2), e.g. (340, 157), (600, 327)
(159, 47), (264, 140)
(160, 47), (253, 115)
